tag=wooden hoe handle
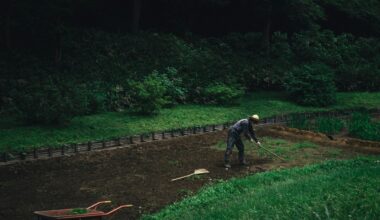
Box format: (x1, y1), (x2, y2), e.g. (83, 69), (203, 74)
(171, 173), (194, 182)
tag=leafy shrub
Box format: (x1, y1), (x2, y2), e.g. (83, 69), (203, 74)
(153, 68), (187, 106)
(10, 78), (104, 125)
(315, 117), (344, 135)
(348, 112), (380, 141)
(201, 83), (244, 105)
(128, 73), (168, 114)
(284, 63), (337, 106)
(105, 84), (130, 112)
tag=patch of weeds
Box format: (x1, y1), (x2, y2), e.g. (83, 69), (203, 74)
(273, 147), (289, 155)
(177, 188), (194, 197)
(291, 141), (318, 150)
(302, 152), (313, 159)
(214, 140), (225, 150)
(168, 160), (180, 166)
(326, 148), (342, 157)
(256, 148), (289, 161)
(261, 137), (288, 146)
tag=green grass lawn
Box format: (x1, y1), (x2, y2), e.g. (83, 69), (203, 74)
(1, 92), (380, 152)
(143, 157), (380, 220)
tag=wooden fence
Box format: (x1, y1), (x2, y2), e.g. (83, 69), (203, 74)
(1, 108), (379, 165)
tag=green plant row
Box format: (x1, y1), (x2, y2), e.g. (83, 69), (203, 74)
(288, 111), (380, 141)
(349, 113), (380, 141)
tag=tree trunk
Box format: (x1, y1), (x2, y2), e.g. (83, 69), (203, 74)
(263, 3), (272, 54)
(54, 31), (62, 65)
(4, 0), (12, 50)
(131, 0), (142, 33)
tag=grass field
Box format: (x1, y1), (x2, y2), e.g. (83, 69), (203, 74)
(143, 157), (380, 220)
(1, 92), (380, 152)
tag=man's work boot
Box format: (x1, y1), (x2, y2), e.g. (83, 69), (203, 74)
(224, 162), (231, 169)
(224, 149), (232, 168)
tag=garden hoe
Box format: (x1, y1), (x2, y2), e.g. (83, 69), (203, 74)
(171, 168), (210, 182)
(255, 143), (286, 162)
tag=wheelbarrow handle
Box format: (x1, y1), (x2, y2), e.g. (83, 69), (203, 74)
(87, 200), (112, 210)
(105, 204), (134, 216)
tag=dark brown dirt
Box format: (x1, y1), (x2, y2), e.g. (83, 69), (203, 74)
(0, 127), (376, 220)
(0, 131), (261, 220)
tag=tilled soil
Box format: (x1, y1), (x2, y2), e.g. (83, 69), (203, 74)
(0, 127), (376, 220)
(0, 131), (263, 220)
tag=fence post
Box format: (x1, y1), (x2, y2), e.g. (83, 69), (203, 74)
(102, 140), (106, 148)
(72, 143), (78, 153)
(33, 148), (38, 159)
(117, 138), (121, 146)
(87, 141), (92, 151)
(193, 126), (196, 134)
(2, 152), (7, 162)
(152, 132), (156, 140)
(180, 129), (185, 136)
(129, 136), (134, 144)
(20, 152), (26, 160)
(171, 130), (175, 137)
(162, 131), (166, 139)
(140, 134), (145, 142)
(48, 147), (52, 157)
(212, 124), (216, 131)
(61, 145), (65, 156)
(203, 126), (207, 133)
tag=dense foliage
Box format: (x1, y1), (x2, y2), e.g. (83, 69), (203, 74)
(284, 63), (337, 106)
(10, 78), (102, 125)
(128, 73), (169, 114)
(1, 1), (380, 124)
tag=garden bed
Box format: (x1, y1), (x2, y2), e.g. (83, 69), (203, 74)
(265, 125), (380, 154)
(0, 127), (375, 220)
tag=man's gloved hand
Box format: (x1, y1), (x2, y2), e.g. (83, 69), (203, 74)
(257, 141), (262, 147)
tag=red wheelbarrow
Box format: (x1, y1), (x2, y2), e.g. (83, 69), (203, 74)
(34, 200), (133, 220)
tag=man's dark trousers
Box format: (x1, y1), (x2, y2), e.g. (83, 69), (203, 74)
(224, 128), (245, 163)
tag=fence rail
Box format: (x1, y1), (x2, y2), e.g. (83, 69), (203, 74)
(1, 108), (379, 165)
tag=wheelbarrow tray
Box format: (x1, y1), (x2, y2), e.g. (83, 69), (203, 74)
(34, 208), (106, 219)
(34, 201), (133, 220)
